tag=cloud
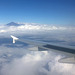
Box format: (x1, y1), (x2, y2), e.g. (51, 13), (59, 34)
(0, 50), (75, 75)
(0, 23), (72, 34)
(48, 55), (75, 75)
(0, 51), (48, 75)
(0, 23), (75, 75)
(0, 30), (6, 33)
(0, 23), (75, 40)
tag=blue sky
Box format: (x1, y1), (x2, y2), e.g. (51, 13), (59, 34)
(0, 0), (75, 25)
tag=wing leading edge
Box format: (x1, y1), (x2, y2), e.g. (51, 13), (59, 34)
(11, 35), (75, 54)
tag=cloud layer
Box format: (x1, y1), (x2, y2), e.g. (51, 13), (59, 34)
(0, 51), (75, 75)
(0, 23), (75, 34)
(0, 23), (75, 75)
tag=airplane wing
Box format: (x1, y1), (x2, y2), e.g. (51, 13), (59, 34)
(11, 35), (75, 63)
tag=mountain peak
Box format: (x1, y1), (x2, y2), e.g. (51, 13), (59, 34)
(6, 22), (20, 26)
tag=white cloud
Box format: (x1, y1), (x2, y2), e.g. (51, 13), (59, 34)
(0, 51), (48, 75)
(0, 50), (75, 75)
(0, 23), (75, 75)
(48, 55), (75, 75)
(0, 23), (69, 34)
(0, 23), (75, 40)
(0, 30), (6, 33)
(0, 23), (75, 38)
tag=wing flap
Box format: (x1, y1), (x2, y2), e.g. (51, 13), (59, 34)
(58, 57), (75, 64)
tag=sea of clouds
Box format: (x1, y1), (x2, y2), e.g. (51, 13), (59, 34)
(0, 23), (75, 75)
(0, 23), (75, 35)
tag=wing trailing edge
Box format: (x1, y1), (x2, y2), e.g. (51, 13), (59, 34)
(58, 57), (75, 64)
(10, 35), (75, 63)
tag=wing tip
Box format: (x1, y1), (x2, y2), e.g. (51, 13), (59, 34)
(11, 35), (19, 43)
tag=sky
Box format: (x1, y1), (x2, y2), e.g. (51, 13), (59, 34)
(0, 0), (75, 25)
(0, 0), (75, 75)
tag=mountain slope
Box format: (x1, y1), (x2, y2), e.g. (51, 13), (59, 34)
(6, 22), (20, 26)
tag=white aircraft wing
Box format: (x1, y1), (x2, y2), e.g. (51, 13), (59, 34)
(11, 35), (75, 63)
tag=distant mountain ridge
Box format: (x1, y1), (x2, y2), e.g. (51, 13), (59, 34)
(6, 22), (75, 27)
(6, 22), (20, 26)
(6, 22), (41, 26)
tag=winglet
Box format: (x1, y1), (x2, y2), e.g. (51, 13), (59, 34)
(11, 35), (19, 43)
